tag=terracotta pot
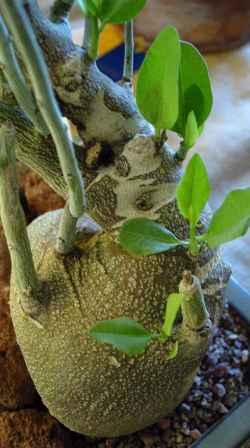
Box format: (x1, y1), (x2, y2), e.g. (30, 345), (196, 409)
(135, 0), (250, 53)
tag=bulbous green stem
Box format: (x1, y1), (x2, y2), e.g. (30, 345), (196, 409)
(0, 123), (39, 315)
(83, 15), (100, 60)
(0, 0), (85, 218)
(179, 271), (211, 333)
(56, 202), (78, 254)
(0, 17), (48, 136)
(50, 0), (75, 22)
(123, 21), (134, 84)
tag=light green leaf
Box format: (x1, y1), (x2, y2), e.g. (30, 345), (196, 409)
(99, 0), (147, 24)
(166, 341), (179, 360)
(161, 293), (183, 338)
(136, 26), (181, 132)
(118, 218), (185, 256)
(183, 110), (199, 149)
(176, 154), (211, 226)
(89, 317), (155, 356)
(173, 41), (213, 138)
(201, 188), (250, 248)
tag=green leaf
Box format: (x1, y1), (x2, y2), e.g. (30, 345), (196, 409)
(89, 317), (155, 356)
(201, 188), (250, 248)
(161, 293), (183, 339)
(136, 26), (181, 132)
(166, 341), (179, 360)
(173, 41), (213, 137)
(98, 0), (147, 24)
(78, 0), (147, 23)
(176, 154), (211, 226)
(183, 110), (199, 149)
(119, 218), (185, 256)
(77, 0), (98, 15)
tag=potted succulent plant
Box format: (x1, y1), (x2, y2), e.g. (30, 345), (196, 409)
(0, 0), (249, 443)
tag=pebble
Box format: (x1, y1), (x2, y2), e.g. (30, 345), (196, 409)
(212, 363), (229, 378)
(179, 403), (191, 414)
(190, 429), (202, 440)
(213, 383), (226, 398)
(213, 401), (229, 414)
(242, 350), (249, 363)
(158, 419), (171, 430)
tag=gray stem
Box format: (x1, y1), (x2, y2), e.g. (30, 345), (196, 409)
(56, 201), (78, 254)
(0, 123), (39, 314)
(0, 16), (48, 135)
(50, 0), (75, 22)
(123, 21), (134, 83)
(0, 0), (85, 218)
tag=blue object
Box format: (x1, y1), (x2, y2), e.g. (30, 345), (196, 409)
(97, 43), (145, 81)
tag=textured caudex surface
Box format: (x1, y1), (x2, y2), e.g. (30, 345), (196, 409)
(10, 138), (231, 438)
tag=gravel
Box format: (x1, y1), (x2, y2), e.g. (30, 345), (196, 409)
(70, 304), (250, 448)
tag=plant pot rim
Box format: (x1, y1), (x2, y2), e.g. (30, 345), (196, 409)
(192, 278), (250, 448)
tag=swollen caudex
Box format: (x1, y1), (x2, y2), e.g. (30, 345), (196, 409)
(9, 134), (230, 437)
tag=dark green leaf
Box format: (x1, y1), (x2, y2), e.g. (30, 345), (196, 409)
(89, 317), (154, 356)
(161, 293), (183, 338)
(201, 188), (250, 248)
(173, 41), (213, 137)
(119, 218), (185, 256)
(136, 26), (181, 133)
(176, 154), (211, 226)
(99, 0), (147, 24)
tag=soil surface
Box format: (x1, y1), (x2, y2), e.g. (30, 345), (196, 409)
(0, 166), (249, 448)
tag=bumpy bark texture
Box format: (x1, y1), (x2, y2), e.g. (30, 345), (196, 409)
(10, 140), (231, 437)
(0, 1), (232, 439)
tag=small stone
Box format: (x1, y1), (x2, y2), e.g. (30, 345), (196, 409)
(176, 434), (183, 443)
(213, 383), (226, 398)
(201, 398), (210, 409)
(229, 368), (243, 380)
(194, 375), (202, 386)
(213, 402), (229, 414)
(181, 426), (190, 436)
(242, 350), (249, 363)
(179, 403), (191, 414)
(140, 431), (157, 448)
(212, 363), (229, 378)
(190, 429), (202, 440)
(158, 418), (171, 430)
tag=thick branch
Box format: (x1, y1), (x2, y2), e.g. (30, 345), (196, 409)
(0, 101), (66, 197)
(0, 0), (85, 217)
(0, 123), (39, 315)
(23, 1), (153, 146)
